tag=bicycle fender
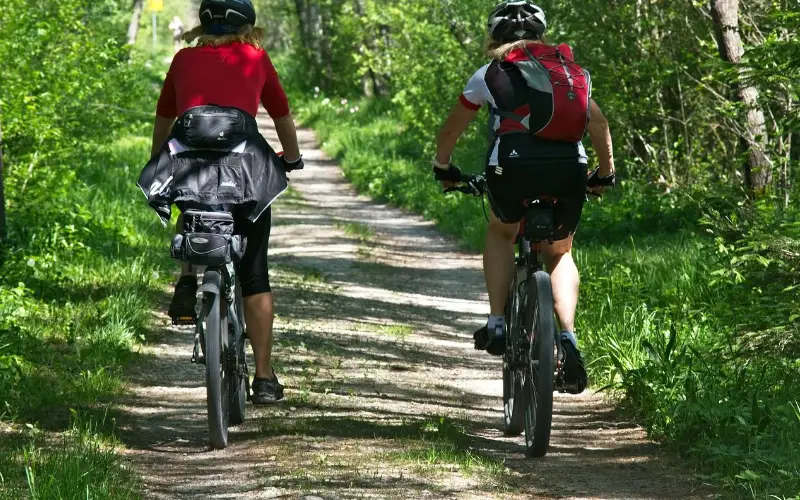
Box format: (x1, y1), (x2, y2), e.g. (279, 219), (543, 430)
(199, 269), (223, 296)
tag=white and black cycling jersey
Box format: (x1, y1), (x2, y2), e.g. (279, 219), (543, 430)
(460, 62), (589, 166)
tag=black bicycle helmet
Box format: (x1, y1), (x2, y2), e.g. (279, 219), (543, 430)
(487, 1), (547, 43)
(199, 0), (256, 34)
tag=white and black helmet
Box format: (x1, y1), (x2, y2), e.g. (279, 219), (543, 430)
(200, 0), (256, 34)
(488, 1), (547, 43)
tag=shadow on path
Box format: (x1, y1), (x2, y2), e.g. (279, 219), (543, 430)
(117, 117), (707, 500)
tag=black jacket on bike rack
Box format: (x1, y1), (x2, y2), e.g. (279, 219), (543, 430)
(137, 105), (288, 225)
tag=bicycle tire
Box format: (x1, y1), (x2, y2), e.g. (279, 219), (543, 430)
(503, 263), (526, 435)
(229, 282), (247, 426)
(523, 270), (555, 458)
(204, 275), (230, 449)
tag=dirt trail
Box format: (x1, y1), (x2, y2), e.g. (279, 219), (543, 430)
(119, 118), (705, 499)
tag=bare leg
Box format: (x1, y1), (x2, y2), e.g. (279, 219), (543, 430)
(541, 236), (579, 332)
(244, 292), (275, 379)
(484, 211), (520, 316)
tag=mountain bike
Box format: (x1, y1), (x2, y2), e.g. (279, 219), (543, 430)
(447, 174), (596, 457)
(170, 209), (250, 449)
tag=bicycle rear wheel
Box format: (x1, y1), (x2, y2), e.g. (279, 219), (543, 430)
(204, 275), (230, 449)
(522, 270), (555, 457)
(503, 263), (526, 435)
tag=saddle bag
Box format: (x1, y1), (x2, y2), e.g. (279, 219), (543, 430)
(524, 207), (555, 242)
(170, 210), (246, 266)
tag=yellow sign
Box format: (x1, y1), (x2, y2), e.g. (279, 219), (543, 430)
(147, 0), (164, 12)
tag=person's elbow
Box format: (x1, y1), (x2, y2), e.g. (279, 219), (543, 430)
(588, 113), (609, 137)
(588, 101), (609, 134)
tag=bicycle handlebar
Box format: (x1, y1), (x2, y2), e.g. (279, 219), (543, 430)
(443, 172), (604, 198)
(443, 174), (487, 196)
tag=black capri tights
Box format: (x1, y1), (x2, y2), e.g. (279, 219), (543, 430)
(234, 207), (272, 296)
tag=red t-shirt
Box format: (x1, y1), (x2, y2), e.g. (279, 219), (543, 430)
(156, 42), (290, 119)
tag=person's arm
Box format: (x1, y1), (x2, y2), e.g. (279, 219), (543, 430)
(151, 116), (176, 158)
(435, 102), (479, 167)
(433, 66), (487, 186)
(273, 113), (301, 162)
(152, 59), (178, 158)
(587, 99), (615, 177)
(260, 50), (301, 162)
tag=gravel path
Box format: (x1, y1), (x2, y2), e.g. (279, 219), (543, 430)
(119, 117), (706, 500)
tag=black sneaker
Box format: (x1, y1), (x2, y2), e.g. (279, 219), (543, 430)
(168, 275), (197, 322)
(474, 324), (505, 356)
(251, 372), (285, 405)
(560, 336), (588, 394)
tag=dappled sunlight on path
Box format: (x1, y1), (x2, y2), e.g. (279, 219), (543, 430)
(118, 112), (705, 499)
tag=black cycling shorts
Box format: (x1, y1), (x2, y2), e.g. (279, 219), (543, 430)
(485, 161), (586, 241)
(233, 207), (272, 297)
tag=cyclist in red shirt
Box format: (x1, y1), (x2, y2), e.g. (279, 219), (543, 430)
(150, 0), (301, 404)
(433, 1), (616, 394)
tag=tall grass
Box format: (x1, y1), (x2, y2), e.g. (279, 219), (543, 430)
(297, 95), (800, 498)
(0, 135), (173, 498)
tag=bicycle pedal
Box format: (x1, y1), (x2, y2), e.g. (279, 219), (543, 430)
(172, 315), (196, 326)
(555, 374), (566, 392)
(192, 355), (206, 365)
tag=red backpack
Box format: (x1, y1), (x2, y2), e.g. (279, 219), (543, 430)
(495, 43), (591, 142)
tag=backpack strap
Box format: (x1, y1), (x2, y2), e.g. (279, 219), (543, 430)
(494, 107), (523, 121)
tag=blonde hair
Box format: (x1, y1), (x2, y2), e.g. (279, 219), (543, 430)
(182, 24), (264, 49)
(484, 36), (546, 60)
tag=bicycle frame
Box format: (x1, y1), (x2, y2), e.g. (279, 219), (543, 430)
(513, 222), (565, 379)
(193, 264), (248, 379)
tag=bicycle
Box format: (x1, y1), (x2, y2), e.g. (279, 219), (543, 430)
(170, 209), (250, 449)
(447, 173), (600, 457)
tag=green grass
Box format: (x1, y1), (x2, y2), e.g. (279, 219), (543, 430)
(338, 222), (375, 242)
(0, 413), (141, 500)
(351, 321), (414, 339)
(0, 125), (173, 500)
(259, 415), (510, 489)
(298, 95), (800, 498)
(387, 417), (507, 481)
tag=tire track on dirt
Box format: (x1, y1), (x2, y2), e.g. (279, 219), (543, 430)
(118, 115), (706, 499)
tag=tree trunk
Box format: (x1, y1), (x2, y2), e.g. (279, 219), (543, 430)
(128, 0), (145, 46)
(711, 0), (771, 193)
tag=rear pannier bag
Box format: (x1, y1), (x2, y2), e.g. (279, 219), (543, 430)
(170, 211), (246, 266)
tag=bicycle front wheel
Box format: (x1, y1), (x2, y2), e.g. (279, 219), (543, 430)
(522, 270), (555, 458)
(204, 277), (230, 449)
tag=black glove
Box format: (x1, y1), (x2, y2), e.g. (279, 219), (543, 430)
(587, 168), (616, 187)
(432, 164), (462, 183)
(281, 155), (304, 172)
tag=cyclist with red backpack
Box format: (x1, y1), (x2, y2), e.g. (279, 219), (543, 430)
(433, 1), (616, 394)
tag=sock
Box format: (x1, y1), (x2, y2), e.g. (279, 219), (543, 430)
(561, 330), (578, 347)
(488, 315), (505, 332)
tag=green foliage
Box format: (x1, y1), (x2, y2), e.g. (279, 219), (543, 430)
(1, 412), (142, 500)
(298, 94), (800, 497)
(277, 0), (799, 493)
(270, 0), (798, 197)
(0, 0), (174, 497)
